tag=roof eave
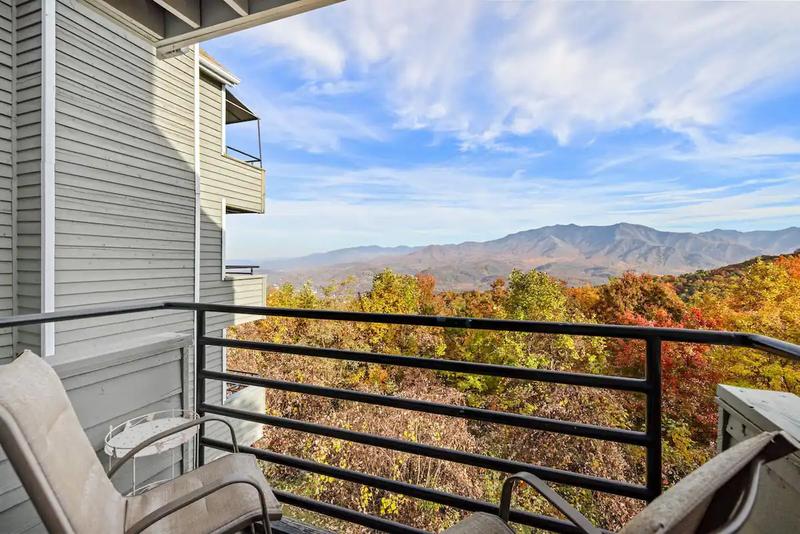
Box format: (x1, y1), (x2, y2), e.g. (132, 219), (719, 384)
(199, 56), (240, 86)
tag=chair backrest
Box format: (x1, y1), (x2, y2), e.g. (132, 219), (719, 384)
(0, 350), (126, 534)
(620, 430), (799, 534)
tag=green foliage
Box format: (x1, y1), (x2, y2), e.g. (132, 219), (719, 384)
(505, 269), (569, 321)
(361, 269), (421, 315)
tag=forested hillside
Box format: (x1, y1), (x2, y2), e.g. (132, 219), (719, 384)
(228, 252), (800, 532)
(262, 224), (800, 289)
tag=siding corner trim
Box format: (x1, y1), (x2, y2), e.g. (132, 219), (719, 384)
(41, 0), (57, 357)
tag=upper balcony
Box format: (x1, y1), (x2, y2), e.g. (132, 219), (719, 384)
(200, 52), (265, 215)
(1, 302), (798, 533)
(224, 90), (263, 169)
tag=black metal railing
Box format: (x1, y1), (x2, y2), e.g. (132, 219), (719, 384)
(225, 264), (259, 276)
(185, 302), (800, 533)
(2, 301), (798, 533)
(226, 145), (262, 167)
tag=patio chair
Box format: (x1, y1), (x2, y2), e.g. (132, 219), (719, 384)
(444, 430), (799, 534)
(0, 350), (282, 534)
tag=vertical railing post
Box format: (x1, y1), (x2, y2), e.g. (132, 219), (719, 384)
(645, 337), (662, 500)
(256, 118), (263, 168)
(196, 308), (206, 467)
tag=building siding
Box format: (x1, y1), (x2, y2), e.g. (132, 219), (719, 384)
(198, 71), (266, 407)
(52, 0), (195, 356)
(0, 0), (13, 361)
(199, 73), (264, 214)
(14, 0), (41, 355)
(0, 1), (269, 528)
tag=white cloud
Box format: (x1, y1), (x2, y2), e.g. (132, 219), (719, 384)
(246, 15), (347, 77)
(589, 129), (800, 175)
(674, 129), (800, 161)
(228, 161), (800, 258)
(219, 1), (800, 149)
(303, 80), (367, 96)
(225, 89), (384, 153)
(260, 101), (383, 153)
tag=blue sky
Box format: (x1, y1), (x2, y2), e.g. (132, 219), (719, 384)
(206, 1), (800, 260)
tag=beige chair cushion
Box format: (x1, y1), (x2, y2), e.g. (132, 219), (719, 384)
(620, 431), (798, 534)
(126, 453), (282, 534)
(442, 512), (513, 534)
(0, 350), (127, 533)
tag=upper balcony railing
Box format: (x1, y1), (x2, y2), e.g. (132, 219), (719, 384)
(224, 95), (263, 168)
(3, 301), (799, 533)
(225, 145), (262, 167)
(225, 264), (260, 276)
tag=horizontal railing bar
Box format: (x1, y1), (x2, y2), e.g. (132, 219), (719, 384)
(745, 334), (800, 361)
(201, 404), (649, 499)
(226, 145), (261, 162)
(0, 300), (791, 362)
(0, 301), (793, 362)
(204, 438), (590, 533)
(201, 370), (649, 446)
(273, 489), (428, 534)
(171, 301), (750, 344)
(203, 336), (650, 392)
(0, 302), (171, 329)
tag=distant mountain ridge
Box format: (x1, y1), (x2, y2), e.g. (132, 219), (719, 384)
(259, 223), (800, 290)
(260, 245), (422, 271)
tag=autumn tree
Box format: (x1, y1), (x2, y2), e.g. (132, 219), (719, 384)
(692, 258), (800, 393)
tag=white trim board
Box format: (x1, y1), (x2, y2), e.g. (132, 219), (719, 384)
(41, 0), (57, 357)
(10, 0), (18, 353)
(193, 44), (201, 304)
(200, 56), (239, 86)
(220, 198), (227, 281)
(220, 84), (226, 155)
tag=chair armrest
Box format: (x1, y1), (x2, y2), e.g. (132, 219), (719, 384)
(124, 472), (272, 534)
(108, 416), (239, 478)
(709, 458), (765, 534)
(500, 471), (601, 534)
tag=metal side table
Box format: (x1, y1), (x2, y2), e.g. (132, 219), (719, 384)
(104, 409), (199, 495)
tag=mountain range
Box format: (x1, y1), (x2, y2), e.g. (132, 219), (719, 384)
(257, 223), (800, 290)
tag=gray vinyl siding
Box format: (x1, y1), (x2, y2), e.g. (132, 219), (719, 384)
(52, 0), (195, 356)
(198, 72), (265, 407)
(0, 0), (12, 361)
(199, 72), (264, 214)
(1, 1), (199, 526)
(1, 1), (268, 527)
(14, 0), (41, 354)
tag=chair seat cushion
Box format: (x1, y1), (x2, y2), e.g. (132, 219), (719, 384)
(125, 453), (281, 534)
(443, 512), (513, 534)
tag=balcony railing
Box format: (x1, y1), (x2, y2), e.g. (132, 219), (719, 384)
(225, 145), (262, 167)
(225, 264), (260, 276)
(3, 301), (799, 533)
(189, 303), (799, 533)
